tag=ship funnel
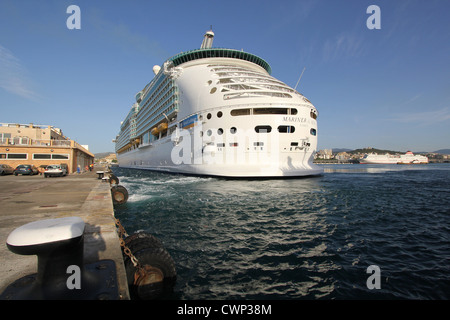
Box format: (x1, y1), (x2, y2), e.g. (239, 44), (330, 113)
(200, 29), (214, 49)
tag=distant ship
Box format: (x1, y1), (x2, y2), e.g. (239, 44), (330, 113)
(360, 151), (429, 164)
(114, 30), (322, 177)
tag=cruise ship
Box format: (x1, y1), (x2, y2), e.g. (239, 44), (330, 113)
(114, 30), (322, 177)
(360, 151), (429, 164)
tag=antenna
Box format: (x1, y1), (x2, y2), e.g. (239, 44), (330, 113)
(294, 67), (306, 91)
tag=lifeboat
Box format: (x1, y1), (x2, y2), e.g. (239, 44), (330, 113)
(151, 127), (159, 136)
(158, 123), (168, 132)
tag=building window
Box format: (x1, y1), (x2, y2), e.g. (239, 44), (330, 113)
(33, 154), (70, 160)
(12, 137), (29, 145)
(0, 133), (11, 144)
(52, 154), (69, 160)
(0, 153), (27, 159)
(33, 154), (51, 159)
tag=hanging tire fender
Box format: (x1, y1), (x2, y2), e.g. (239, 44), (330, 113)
(109, 173), (119, 185)
(122, 232), (164, 262)
(124, 247), (177, 300)
(111, 185), (128, 205)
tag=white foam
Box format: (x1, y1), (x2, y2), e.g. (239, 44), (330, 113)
(127, 194), (153, 203)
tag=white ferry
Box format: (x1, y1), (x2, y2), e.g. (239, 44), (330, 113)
(114, 30), (322, 177)
(360, 151), (429, 164)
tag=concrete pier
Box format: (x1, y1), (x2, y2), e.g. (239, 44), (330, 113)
(0, 167), (130, 299)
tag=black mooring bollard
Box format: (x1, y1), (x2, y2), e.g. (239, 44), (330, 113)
(1, 217), (120, 300)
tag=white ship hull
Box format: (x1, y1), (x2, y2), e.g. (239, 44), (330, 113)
(360, 152), (428, 164)
(117, 127), (322, 177)
(115, 31), (322, 178)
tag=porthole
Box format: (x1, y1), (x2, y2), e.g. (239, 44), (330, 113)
(310, 128), (317, 136)
(207, 113), (212, 119)
(217, 111), (223, 118)
(230, 127), (237, 134)
(207, 129), (212, 136)
(210, 87), (217, 94)
(217, 128), (223, 135)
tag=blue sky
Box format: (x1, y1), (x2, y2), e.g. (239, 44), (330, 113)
(1, 0), (449, 153)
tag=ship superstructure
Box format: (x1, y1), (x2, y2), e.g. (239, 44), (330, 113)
(114, 30), (322, 177)
(360, 151), (429, 164)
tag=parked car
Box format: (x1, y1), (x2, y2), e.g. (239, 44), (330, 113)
(44, 164), (68, 177)
(0, 164), (14, 175)
(14, 164), (39, 175)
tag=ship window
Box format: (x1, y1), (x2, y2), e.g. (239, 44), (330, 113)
(207, 129), (212, 136)
(217, 128), (223, 135)
(230, 127), (237, 134)
(254, 108), (288, 115)
(231, 108), (251, 116)
(310, 111), (317, 119)
(217, 143), (225, 148)
(217, 111), (223, 118)
(229, 142), (239, 147)
(291, 108), (298, 115)
(310, 128), (317, 136)
(254, 142), (264, 146)
(210, 87), (217, 94)
(291, 142), (299, 146)
(207, 113), (212, 119)
(278, 125), (295, 133)
(255, 125), (272, 133)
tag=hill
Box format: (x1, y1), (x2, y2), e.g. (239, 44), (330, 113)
(331, 147), (450, 154)
(348, 148), (401, 155)
(94, 152), (115, 159)
(434, 149), (450, 154)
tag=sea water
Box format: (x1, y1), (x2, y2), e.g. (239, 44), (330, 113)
(112, 163), (450, 299)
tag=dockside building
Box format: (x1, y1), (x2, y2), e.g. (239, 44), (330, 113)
(0, 123), (94, 174)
